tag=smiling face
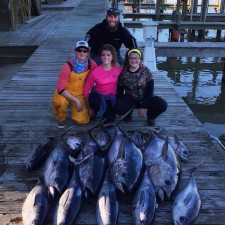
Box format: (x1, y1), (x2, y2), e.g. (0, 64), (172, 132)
(106, 14), (119, 31)
(75, 47), (89, 63)
(100, 50), (113, 66)
(128, 52), (141, 71)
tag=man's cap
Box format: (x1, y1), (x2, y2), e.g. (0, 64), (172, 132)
(107, 8), (120, 16)
(75, 40), (89, 50)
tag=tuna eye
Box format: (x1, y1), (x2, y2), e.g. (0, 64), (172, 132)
(165, 180), (171, 185)
(180, 216), (185, 222)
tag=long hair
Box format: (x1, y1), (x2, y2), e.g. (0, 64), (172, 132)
(98, 44), (117, 65)
(123, 48), (143, 69)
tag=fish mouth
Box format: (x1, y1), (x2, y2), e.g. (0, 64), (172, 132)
(113, 181), (125, 193)
(157, 188), (165, 201)
(157, 187), (171, 201)
(48, 185), (60, 198)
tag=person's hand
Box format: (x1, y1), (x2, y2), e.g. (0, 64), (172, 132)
(138, 108), (145, 118)
(75, 99), (83, 112)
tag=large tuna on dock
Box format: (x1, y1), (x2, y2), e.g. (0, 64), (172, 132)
(109, 123), (144, 193)
(53, 168), (82, 225)
(25, 137), (58, 171)
(144, 134), (180, 201)
(77, 130), (106, 195)
(96, 172), (119, 225)
(44, 143), (70, 198)
(132, 169), (157, 225)
(22, 179), (48, 225)
(172, 163), (202, 225)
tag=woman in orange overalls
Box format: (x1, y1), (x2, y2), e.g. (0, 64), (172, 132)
(52, 40), (97, 128)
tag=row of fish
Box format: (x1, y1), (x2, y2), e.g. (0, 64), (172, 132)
(22, 120), (202, 225)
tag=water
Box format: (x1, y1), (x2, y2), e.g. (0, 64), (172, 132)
(127, 23), (225, 139)
(156, 56), (225, 139)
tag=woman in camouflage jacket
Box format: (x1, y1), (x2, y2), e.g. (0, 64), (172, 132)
(116, 48), (167, 126)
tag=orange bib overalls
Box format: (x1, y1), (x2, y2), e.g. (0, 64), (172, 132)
(52, 61), (90, 124)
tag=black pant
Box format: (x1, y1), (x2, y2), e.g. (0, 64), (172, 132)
(115, 93), (167, 120)
(89, 92), (116, 123)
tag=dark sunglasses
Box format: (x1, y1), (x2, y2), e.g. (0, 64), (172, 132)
(77, 49), (88, 53)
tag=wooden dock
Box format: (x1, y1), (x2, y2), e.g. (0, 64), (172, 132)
(1, 0), (225, 224)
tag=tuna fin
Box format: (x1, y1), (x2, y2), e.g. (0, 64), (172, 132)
(33, 193), (42, 206)
(73, 153), (93, 166)
(111, 137), (125, 166)
(62, 190), (70, 207)
(174, 134), (179, 145)
(139, 191), (145, 207)
(161, 137), (169, 162)
(89, 117), (106, 131)
(173, 134), (181, 155)
(186, 161), (204, 175)
(183, 192), (193, 205)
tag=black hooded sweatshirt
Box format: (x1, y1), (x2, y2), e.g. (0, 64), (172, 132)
(85, 19), (137, 54)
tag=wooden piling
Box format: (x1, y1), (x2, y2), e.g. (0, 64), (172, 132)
(200, 0), (209, 22)
(155, 0), (162, 20)
(216, 30), (222, 41)
(181, 0), (188, 21)
(198, 0), (209, 40)
(176, 0), (181, 11)
(220, 0), (225, 13)
(223, 58), (225, 83)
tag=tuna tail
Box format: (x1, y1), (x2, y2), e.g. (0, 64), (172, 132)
(116, 106), (134, 124)
(186, 161), (204, 175)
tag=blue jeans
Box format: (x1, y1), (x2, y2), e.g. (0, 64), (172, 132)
(90, 50), (124, 65)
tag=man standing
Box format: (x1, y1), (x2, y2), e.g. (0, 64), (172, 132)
(85, 7), (137, 65)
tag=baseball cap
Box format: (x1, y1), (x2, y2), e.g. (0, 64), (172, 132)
(75, 40), (89, 50)
(107, 8), (120, 16)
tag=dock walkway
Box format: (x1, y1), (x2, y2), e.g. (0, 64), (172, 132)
(0, 0), (225, 224)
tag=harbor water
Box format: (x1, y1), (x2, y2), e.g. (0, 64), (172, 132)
(128, 26), (225, 140)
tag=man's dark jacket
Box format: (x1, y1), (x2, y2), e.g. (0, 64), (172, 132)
(85, 19), (137, 54)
